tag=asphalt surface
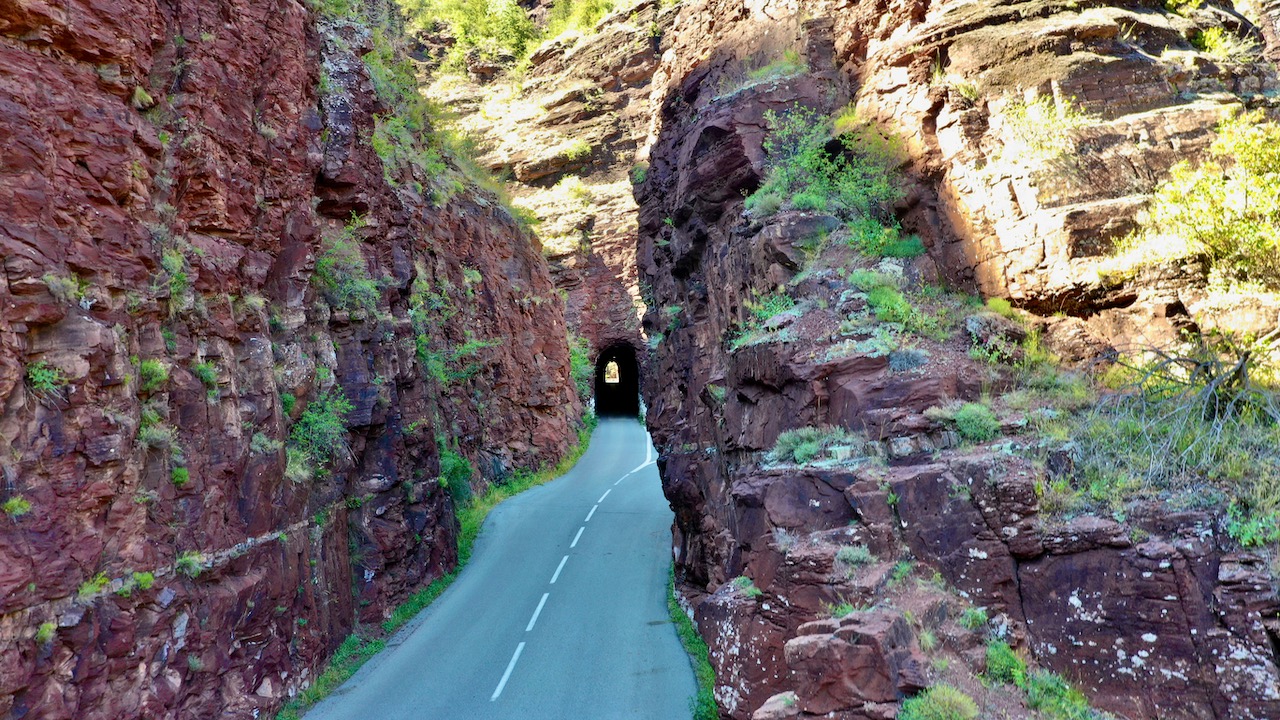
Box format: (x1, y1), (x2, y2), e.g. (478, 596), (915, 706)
(306, 417), (697, 720)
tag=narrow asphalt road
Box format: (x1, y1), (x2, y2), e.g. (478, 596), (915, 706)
(306, 417), (697, 720)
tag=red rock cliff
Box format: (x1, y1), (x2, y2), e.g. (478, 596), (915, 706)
(0, 0), (579, 717)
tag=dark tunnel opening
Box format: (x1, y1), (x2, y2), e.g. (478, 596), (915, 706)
(594, 343), (640, 417)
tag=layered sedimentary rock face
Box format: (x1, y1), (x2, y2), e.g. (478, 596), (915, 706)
(633, 0), (1280, 718)
(0, 0), (578, 716)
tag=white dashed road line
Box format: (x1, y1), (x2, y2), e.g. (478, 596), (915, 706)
(492, 452), (653, 702)
(491, 642), (525, 701)
(526, 593), (550, 632)
(550, 555), (568, 584)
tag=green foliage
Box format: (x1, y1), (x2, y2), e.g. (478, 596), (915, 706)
(953, 402), (1000, 442)
(43, 272), (86, 304)
(77, 572), (110, 600)
(750, 292), (795, 322)
(288, 389), (353, 473)
(848, 217), (925, 258)
(1163, 0), (1199, 14)
(899, 685), (979, 720)
(745, 105), (902, 222)
(176, 551), (204, 578)
(1025, 670), (1099, 719)
(190, 361), (218, 389)
(1001, 95), (1094, 162)
(397, 0), (536, 68)
(864, 283), (943, 338)
(25, 361), (67, 400)
(985, 297), (1018, 320)
(437, 444), (474, 507)
(888, 560), (914, 585)
(161, 248), (189, 299)
(630, 163), (649, 185)
(569, 333), (593, 401)
(747, 49), (807, 84)
(251, 432), (284, 455)
(824, 601), (857, 618)
(275, 633), (390, 720)
(281, 392), (297, 416)
(545, 0), (615, 39)
(957, 606), (988, 631)
(1193, 27), (1259, 62)
(1131, 111), (1280, 289)
(170, 467), (190, 487)
(986, 640), (1027, 686)
(836, 544), (874, 567)
(3, 496), (32, 518)
(732, 576), (763, 597)
(668, 566), (718, 720)
(769, 425), (863, 465)
(139, 359), (169, 393)
(132, 571), (156, 591)
(315, 219), (381, 314)
(285, 448), (314, 484)
(35, 622), (56, 644)
(1058, 334), (1280, 529)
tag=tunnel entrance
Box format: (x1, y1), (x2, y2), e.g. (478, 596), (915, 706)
(594, 343), (640, 417)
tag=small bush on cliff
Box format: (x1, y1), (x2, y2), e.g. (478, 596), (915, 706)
(1114, 110), (1280, 291)
(1025, 670), (1097, 719)
(25, 361), (67, 402)
(315, 220), (382, 315)
(769, 425), (863, 465)
(1001, 94), (1093, 163)
(289, 388), (354, 475)
(176, 551), (204, 578)
(986, 640), (1027, 686)
(745, 105), (902, 223)
(3, 496), (32, 518)
(569, 333), (593, 401)
(77, 572), (110, 601)
(35, 622), (56, 645)
(731, 576), (763, 598)
(397, 0), (536, 67)
(138, 359), (169, 393)
(437, 444), (474, 507)
(953, 402), (1000, 442)
(899, 685), (979, 720)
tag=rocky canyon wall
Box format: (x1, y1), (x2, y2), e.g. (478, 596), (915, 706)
(0, 0), (578, 717)
(632, 0), (1280, 718)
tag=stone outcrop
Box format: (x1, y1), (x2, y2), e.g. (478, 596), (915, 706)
(0, 0), (578, 717)
(632, 1), (1280, 718)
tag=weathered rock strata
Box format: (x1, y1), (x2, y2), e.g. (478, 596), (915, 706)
(0, 0), (578, 717)
(634, 1), (1280, 717)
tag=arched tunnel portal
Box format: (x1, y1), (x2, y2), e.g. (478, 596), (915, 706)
(594, 343), (640, 417)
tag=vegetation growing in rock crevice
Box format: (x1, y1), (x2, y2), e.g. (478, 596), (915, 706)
(745, 105), (903, 223)
(1112, 110), (1280, 292)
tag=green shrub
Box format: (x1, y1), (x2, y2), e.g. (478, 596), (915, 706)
(132, 571), (155, 591)
(668, 567), (718, 720)
(139, 359), (169, 393)
(769, 426), (862, 465)
(288, 389), (353, 473)
(3, 496), (32, 517)
(190, 361), (218, 389)
(138, 422), (177, 449)
(957, 606), (988, 631)
(1002, 95), (1093, 162)
(171, 467), (190, 487)
(953, 403), (1000, 442)
(250, 433), (284, 456)
(399, 0), (536, 68)
(746, 49), (807, 85)
(825, 601), (857, 618)
(315, 220), (381, 314)
(281, 392), (297, 416)
(569, 333), (593, 400)
(1025, 670), (1096, 719)
(35, 622), (56, 644)
(1126, 110), (1280, 289)
(161, 249), (189, 297)
(77, 572), (110, 600)
(25, 361), (67, 400)
(836, 544), (874, 567)
(899, 685), (979, 720)
(731, 576), (763, 598)
(285, 448), (314, 483)
(438, 445), (474, 507)
(744, 105), (901, 221)
(176, 551), (204, 578)
(43, 273), (85, 304)
(986, 640), (1027, 686)
(848, 217), (926, 258)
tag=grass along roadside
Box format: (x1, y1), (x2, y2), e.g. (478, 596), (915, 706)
(668, 565), (718, 720)
(276, 416), (597, 720)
